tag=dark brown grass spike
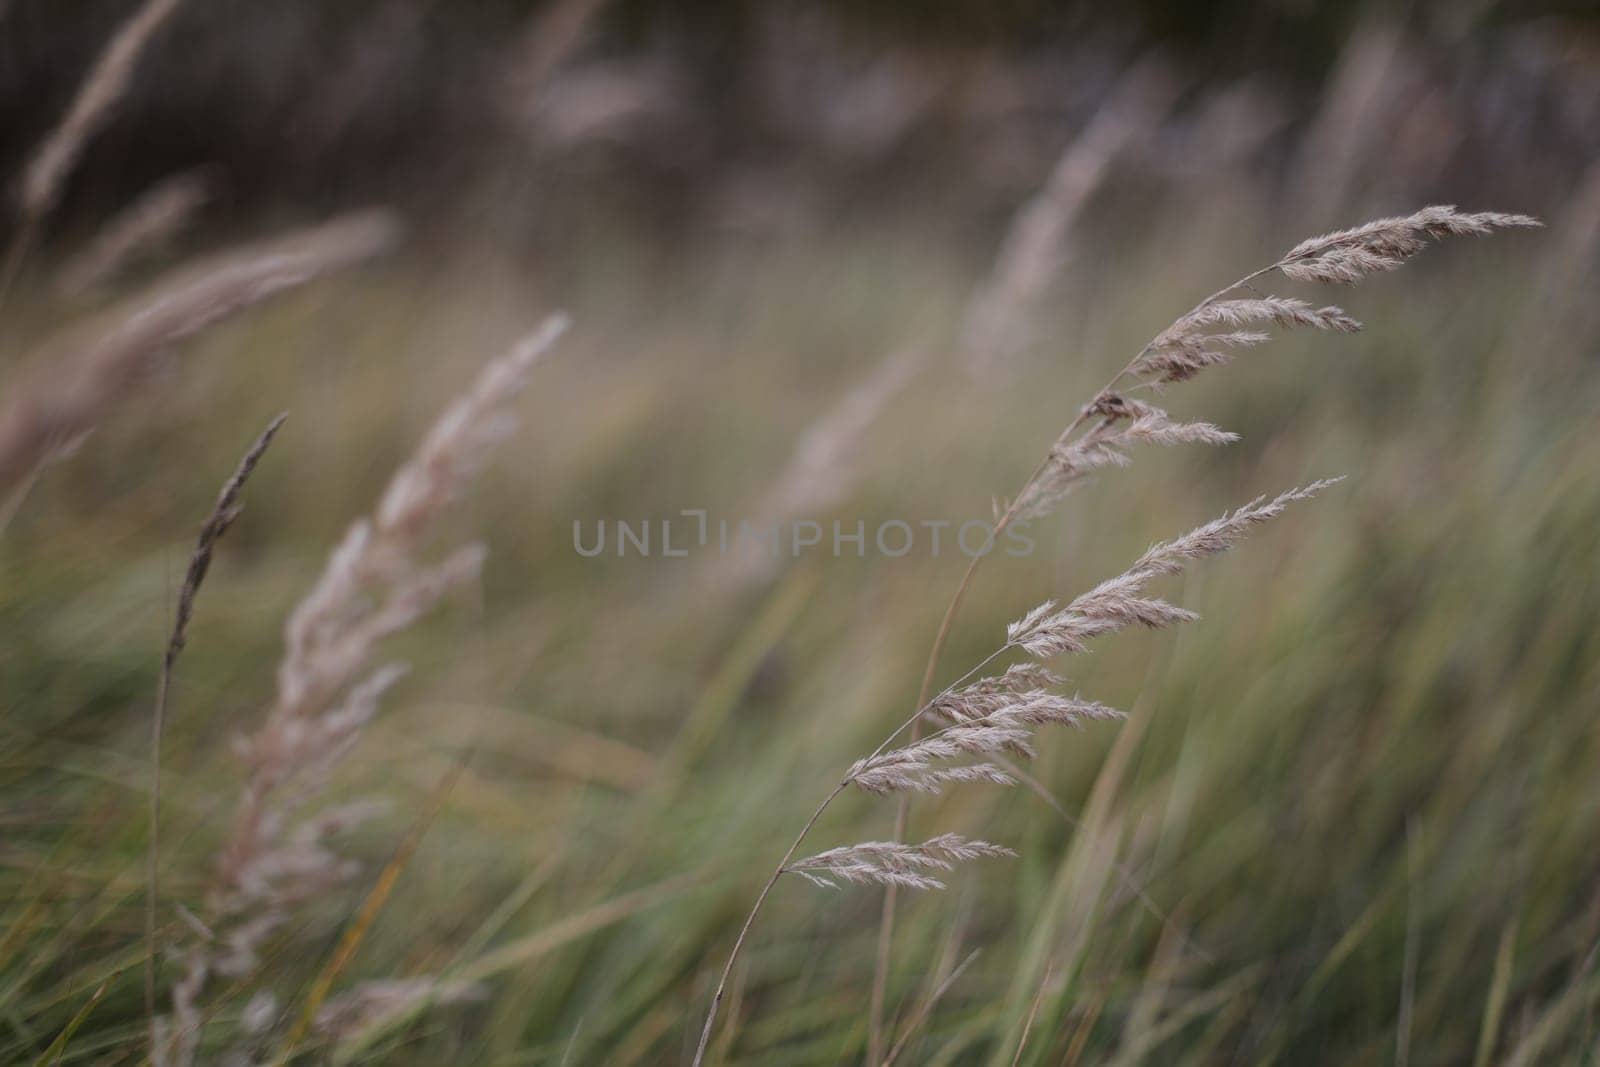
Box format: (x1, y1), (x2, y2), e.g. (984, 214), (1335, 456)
(146, 412), (287, 1047)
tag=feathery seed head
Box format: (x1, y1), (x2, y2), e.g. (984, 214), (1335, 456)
(788, 835), (1016, 891)
(1281, 206), (1540, 284)
(166, 317), (569, 1062)
(1010, 478), (1340, 659)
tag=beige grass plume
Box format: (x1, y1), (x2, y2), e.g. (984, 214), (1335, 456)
(788, 835), (1017, 891)
(500, 0), (610, 113)
(17, 0), (181, 222)
(715, 343), (923, 588)
(2, 0), (184, 297)
(156, 315), (569, 1066)
(0, 210), (397, 506)
(845, 480), (1340, 802)
(725, 62), (1175, 595)
(865, 207), (1537, 1050)
(1006, 206), (1535, 523)
(58, 169), (211, 296)
(1277, 206), (1540, 284)
(757, 344), (923, 525)
(961, 55), (1179, 379)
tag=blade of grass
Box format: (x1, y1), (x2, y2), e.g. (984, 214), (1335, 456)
(330, 874), (702, 1064)
(30, 975), (114, 1067)
(1473, 917), (1519, 1067)
(882, 950), (981, 1067)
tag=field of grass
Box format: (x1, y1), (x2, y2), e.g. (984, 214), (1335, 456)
(1, 186), (1596, 1064)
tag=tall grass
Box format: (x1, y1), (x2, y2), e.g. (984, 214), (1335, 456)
(0, 146), (1583, 1066)
(693, 205), (1537, 1063)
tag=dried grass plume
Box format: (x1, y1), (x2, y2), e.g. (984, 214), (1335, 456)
(156, 315), (569, 1066)
(0, 210), (398, 496)
(59, 170), (212, 296)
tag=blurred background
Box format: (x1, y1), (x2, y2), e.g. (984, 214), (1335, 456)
(1, 0), (1598, 1063)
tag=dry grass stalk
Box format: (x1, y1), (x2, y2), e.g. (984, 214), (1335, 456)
(0, 210), (398, 498)
(716, 343), (924, 588)
(960, 55), (1178, 379)
(16, 0), (182, 221)
(847, 481), (1339, 804)
(717, 338), (927, 1064)
(1001, 205), (1535, 529)
(2, 0), (184, 297)
(691, 477), (1335, 1064)
(695, 205), (1537, 1065)
(1014, 398), (1239, 520)
(1010, 961), (1058, 1067)
(146, 412), (287, 1047)
(724, 341), (925, 1056)
(870, 210), (1493, 1054)
(1009, 480), (1341, 657)
(277, 757), (471, 1061)
(867, 207), (1535, 1055)
(984, 207), (1534, 531)
(915, 204), (1537, 733)
(879, 948), (982, 1067)
(58, 170), (211, 297)
(1289, 17), (1404, 221)
(502, 0), (610, 111)
(757, 344), (923, 526)
(1277, 207), (1539, 284)
(155, 315), (568, 1066)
